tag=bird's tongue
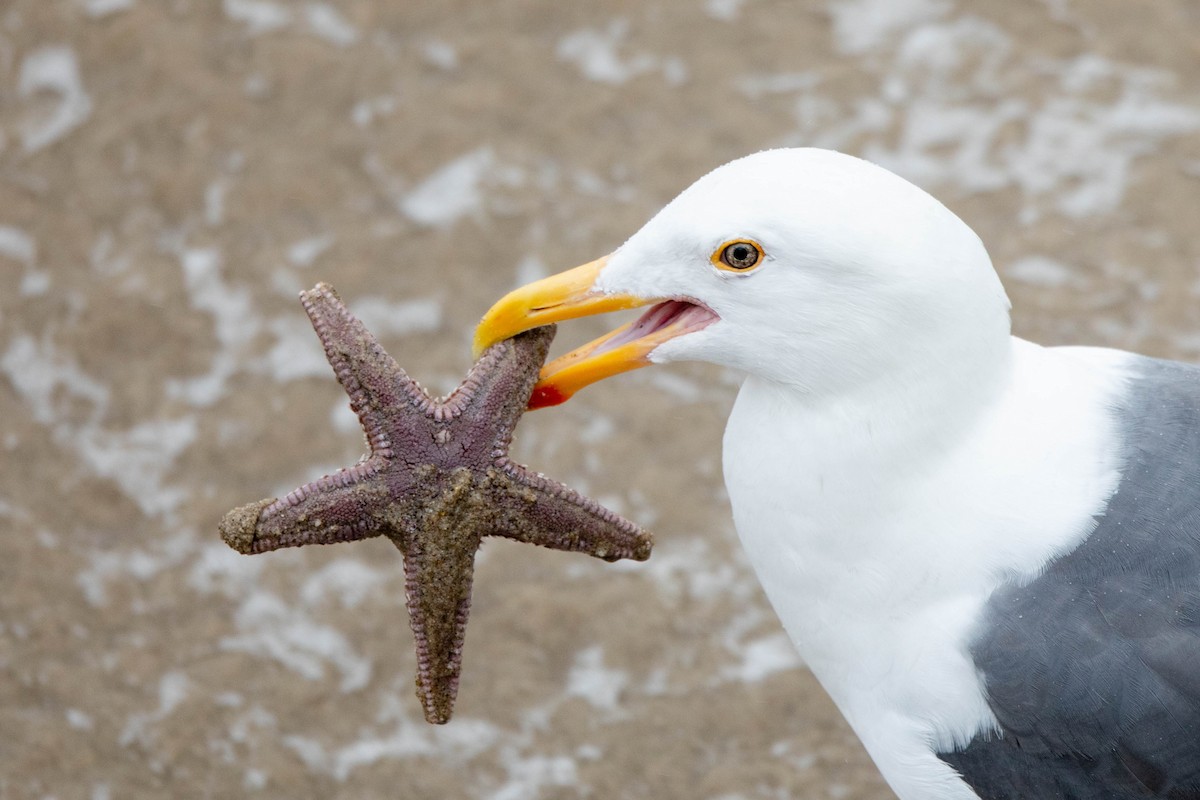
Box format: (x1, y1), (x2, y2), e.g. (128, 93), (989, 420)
(527, 298), (717, 410)
(592, 300), (708, 356)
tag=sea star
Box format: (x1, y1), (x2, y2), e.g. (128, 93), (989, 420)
(218, 283), (652, 724)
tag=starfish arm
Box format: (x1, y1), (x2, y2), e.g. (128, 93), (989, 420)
(444, 326), (555, 428)
(396, 537), (475, 726)
(487, 463), (653, 562)
(218, 466), (388, 554)
(386, 471), (486, 724)
(219, 284), (653, 725)
(300, 283), (433, 459)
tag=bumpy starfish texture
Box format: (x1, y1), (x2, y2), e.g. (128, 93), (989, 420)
(219, 283), (652, 724)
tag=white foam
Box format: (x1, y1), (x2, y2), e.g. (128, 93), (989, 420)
(565, 646), (628, 711)
(788, 9), (1200, 220)
(661, 57), (689, 87)
(330, 398), (359, 433)
(2, 333), (109, 427)
(351, 96), (396, 128)
(577, 414), (616, 445)
(205, 179), (229, 226)
(118, 671), (190, 747)
(422, 40), (458, 70)
(349, 295), (444, 338)
(79, 0), (135, 17)
(76, 417), (198, 518)
(188, 541), (268, 597)
(569, 167), (637, 203)
(286, 234), (334, 267)
(262, 314), (332, 382)
(513, 254), (548, 286)
(166, 247), (262, 407)
(641, 370), (705, 404)
(401, 148), (494, 227)
(225, 2), (364, 47)
(283, 735), (328, 772)
(738, 71), (821, 98)
(75, 552), (136, 606)
(330, 717), (498, 780)
(0, 496), (27, 521)
(558, 21), (650, 85)
(489, 755), (579, 800)
(1004, 255), (1081, 288)
(220, 590), (372, 692)
(223, 0), (291, 34)
(0, 333), (190, 560)
(720, 632), (802, 683)
(557, 19), (683, 86)
(1, 226), (47, 295)
(230, 705), (279, 747)
(828, 0), (950, 54)
(0, 226), (36, 264)
(1005, 57), (1200, 218)
(18, 46), (94, 152)
(244, 72), (271, 97)
(282, 701), (500, 780)
(89, 231), (132, 279)
(299, 559), (389, 609)
(20, 270), (50, 296)
(78, 532), (193, 606)
(243, 769), (268, 790)
(66, 708), (95, 730)
(303, 3), (358, 47)
(704, 0), (747, 22)
(622, 486), (661, 529)
(632, 536), (755, 605)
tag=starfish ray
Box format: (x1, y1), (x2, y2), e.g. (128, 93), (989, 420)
(219, 282), (652, 724)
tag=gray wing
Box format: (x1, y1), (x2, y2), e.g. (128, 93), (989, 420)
(940, 356), (1200, 800)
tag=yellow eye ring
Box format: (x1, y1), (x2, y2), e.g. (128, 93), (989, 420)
(712, 239), (764, 273)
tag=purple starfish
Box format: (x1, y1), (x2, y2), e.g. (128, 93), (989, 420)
(218, 283), (652, 724)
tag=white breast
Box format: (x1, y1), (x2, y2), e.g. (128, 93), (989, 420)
(721, 338), (1129, 800)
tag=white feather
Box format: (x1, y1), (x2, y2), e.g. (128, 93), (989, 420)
(724, 341), (1126, 799)
(590, 148), (1132, 799)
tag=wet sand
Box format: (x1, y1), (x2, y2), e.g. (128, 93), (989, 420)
(3, 1), (1200, 797)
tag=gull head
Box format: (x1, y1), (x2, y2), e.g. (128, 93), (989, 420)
(476, 148), (1012, 408)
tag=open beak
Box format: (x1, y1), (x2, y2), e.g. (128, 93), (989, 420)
(474, 255), (718, 409)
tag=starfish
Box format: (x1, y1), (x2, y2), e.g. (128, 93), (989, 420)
(218, 283), (652, 724)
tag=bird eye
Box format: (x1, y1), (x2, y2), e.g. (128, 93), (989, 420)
(714, 239), (764, 273)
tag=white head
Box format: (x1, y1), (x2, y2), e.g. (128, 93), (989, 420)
(476, 148), (1012, 408)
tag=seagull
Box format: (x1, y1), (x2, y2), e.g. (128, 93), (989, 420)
(473, 148), (1200, 800)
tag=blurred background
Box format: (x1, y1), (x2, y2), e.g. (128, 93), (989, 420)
(3, 1), (1200, 798)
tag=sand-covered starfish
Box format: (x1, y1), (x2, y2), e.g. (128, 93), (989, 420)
(219, 283), (652, 724)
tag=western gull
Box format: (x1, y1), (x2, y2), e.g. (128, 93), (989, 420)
(474, 147), (1200, 800)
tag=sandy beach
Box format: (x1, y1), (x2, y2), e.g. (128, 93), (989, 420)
(3, 1), (1200, 797)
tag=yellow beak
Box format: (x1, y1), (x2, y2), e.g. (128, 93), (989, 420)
(474, 256), (663, 409)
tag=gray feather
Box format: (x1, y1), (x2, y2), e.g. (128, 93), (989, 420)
(940, 356), (1200, 800)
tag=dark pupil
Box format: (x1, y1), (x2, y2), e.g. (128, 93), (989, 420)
(730, 245), (753, 266)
